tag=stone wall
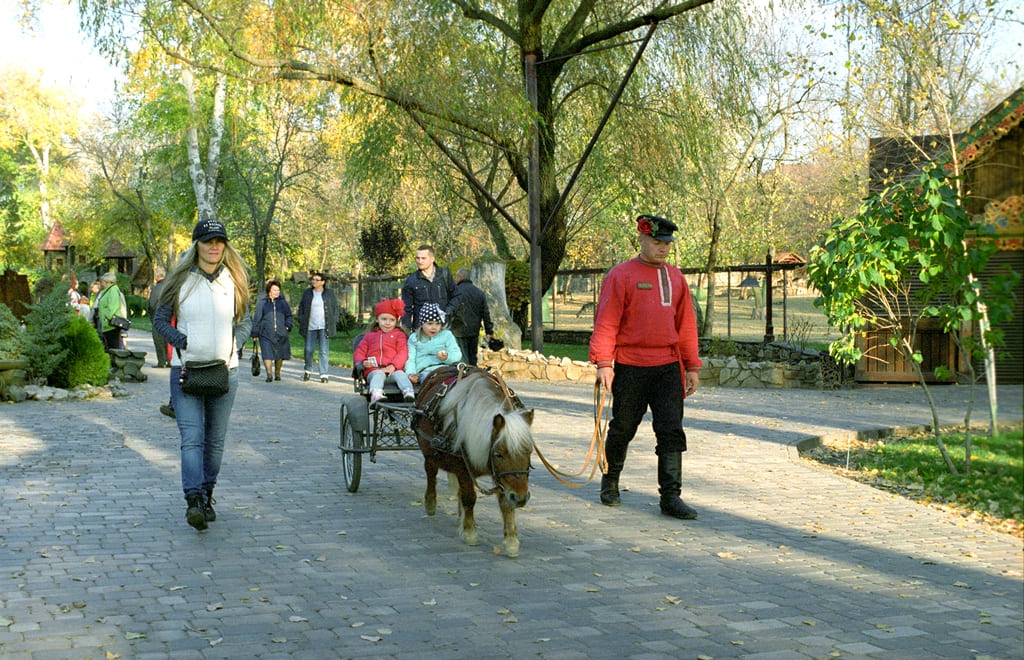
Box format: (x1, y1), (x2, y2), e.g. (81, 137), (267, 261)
(108, 349), (148, 382)
(477, 339), (850, 389)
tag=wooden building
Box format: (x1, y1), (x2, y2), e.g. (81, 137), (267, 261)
(860, 87), (1024, 384)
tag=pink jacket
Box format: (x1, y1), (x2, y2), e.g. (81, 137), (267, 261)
(354, 328), (409, 377)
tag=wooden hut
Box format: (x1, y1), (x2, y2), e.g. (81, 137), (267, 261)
(860, 87), (1024, 384)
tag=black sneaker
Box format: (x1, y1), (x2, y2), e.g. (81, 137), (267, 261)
(303, 372), (310, 381)
(320, 377), (328, 383)
(185, 494), (208, 530)
(203, 493), (216, 522)
(159, 404), (175, 419)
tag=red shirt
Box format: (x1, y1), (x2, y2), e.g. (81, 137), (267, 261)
(589, 257), (702, 378)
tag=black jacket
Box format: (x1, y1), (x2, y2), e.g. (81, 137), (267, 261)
(401, 266), (457, 329)
(450, 278), (493, 338)
(296, 286), (341, 338)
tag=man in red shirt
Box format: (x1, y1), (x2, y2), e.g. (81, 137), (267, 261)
(589, 214), (702, 519)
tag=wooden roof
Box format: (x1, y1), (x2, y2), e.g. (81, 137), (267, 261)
(41, 221), (70, 252)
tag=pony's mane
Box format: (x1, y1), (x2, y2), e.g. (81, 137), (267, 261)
(435, 371), (533, 472)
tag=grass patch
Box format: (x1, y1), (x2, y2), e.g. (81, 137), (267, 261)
(804, 427), (1023, 538)
(522, 340), (589, 362)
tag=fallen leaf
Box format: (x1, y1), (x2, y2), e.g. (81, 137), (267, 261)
(209, 638), (222, 646)
(731, 640), (744, 646)
(377, 628), (392, 635)
(350, 622), (364, 628)
(106, 652), (120, 659)
(315, 556), (326, 562)
(717, 552), (739, 559)
(125, 632), (146, 640)
(206, 603), (223, 612)
(271, 637), (287, 643)
(504, 616), (518, 623)
(665, 596), (681, 605)
(360, 635), (382, 642)
(289, 616), (308, 623)
(0, 617), (11, 627)
(168, 586), (187, 591)
(422, 599), (437, 606)
(497, 609), (510, 615)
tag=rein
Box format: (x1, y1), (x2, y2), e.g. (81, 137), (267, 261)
(531, 381), (609, 488)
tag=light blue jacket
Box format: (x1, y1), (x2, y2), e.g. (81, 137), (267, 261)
(407, 329), (462, 376)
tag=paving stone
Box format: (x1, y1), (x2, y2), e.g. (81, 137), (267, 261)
(0, 329), (1020, 659)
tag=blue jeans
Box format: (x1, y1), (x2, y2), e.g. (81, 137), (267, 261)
(304, 328), (330, 377)
(170, 366), (239, 499)
(366, 369), (414, 393)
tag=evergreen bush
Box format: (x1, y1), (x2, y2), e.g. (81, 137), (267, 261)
(20, 288), (72, 383)
(0, 303), (22, 360)
(52, 315), (110, 388)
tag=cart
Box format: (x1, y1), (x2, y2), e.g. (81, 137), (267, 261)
(339, 338), (422, 492)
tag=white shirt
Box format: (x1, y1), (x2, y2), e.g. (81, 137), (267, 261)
(309, 290), (326, 331)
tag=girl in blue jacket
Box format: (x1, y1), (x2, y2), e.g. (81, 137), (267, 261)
(407, 303), (462, 384)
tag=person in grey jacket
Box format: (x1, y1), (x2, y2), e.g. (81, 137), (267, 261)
(296, 272), (340, 383)
(450, 268), (494, 366)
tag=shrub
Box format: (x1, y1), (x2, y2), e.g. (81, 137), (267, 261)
(125, 294), (146, 317)
(0, 303), (22, 360)
(51, 315), (110, 388)
(20, 288), (72, 383)
(336, 309), (357, 333)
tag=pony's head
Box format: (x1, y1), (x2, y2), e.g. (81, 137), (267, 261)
(437, 371), (535, 508)
(488, 407), (535, 509)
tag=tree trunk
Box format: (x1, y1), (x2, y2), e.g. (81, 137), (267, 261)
(473, 261), (521, 350)
(701, 203), (722, 337)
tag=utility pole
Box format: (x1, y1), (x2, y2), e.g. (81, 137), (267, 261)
(524, 52), (544, 353)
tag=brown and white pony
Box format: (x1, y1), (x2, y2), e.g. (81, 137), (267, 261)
(413, 366), (534, 557)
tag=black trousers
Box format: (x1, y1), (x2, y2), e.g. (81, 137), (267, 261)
(606, 362), (687, 458)
(455, 335), (478, 367)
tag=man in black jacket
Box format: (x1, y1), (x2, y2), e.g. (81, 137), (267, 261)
(450, 268), (494, 367)
(401, 245), (457, 330)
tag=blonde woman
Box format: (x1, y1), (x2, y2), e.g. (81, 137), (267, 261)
(153, 217), (251, 531)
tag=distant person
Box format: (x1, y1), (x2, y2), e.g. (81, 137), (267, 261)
(94, 272), (127, 351)
(251, 279), (293, 382)
(450, 268), (494, 367)
(153, 217), (251, 531)
(354, 298), (414, 404)
(296, 272), (340, 383)
(148, 266), (171, 368)
(589, 214), (703, 520)
(406, 303), (461, 384)
(401, 244), (458, 329)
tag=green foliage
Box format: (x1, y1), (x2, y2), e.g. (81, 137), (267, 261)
(125, 294), (146, 317)
(808, 168), (1013, 366)
(19, 288), (73, 383)
(51, 315), (110, 388)
(359, 213), (407, 274)
(707, 338), (740, 357)
(505, 260), (530, 331)
(0, 303), (22, 360)
(336, 309), (357, 333)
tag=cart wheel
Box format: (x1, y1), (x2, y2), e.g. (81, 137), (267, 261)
(339, 395), (369, 492)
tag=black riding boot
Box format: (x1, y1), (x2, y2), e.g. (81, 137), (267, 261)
(658, 451), (698, 520)
(599, 440), (629, 506)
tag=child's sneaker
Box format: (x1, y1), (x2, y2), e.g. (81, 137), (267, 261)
(369, 390), (385, 404)
(402, 389), (415, 402)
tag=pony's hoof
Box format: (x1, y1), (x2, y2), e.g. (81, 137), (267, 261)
(504, 540), (520, 558)
(424, 497), (436, 516)
(462, 530), (479, 546)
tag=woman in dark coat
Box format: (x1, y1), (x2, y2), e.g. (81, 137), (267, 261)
(251, 279), (293, 382)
